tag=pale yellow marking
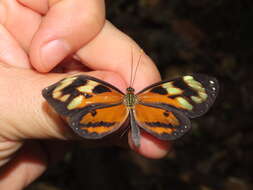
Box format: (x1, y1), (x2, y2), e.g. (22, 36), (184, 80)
(162, 82), (183, 95)
(60, 94), (70, 102)
(52, 76), (77, 100)
(67, 95), (83, 110)
(77, 80), (98, 93)
(191, 96), (203, 104)
(190, 85), (205, 92)
(183, 76), (194, 81)
(52, 91), (62, 99)
(184, 76), (202, 89)
(199, 92), (208, 100)
(54, 76), (77, 93)
(187, 80), (203, 91)
(168, 87), (183, 95)
(184, 76), (208, 102)
(162, 82), (173, 89)
(176, 97), (193, 110)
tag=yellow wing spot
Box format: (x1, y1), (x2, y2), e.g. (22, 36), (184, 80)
(84, 126), (115, 134)
(186, 80), (203, 91)
(183, 76), (208, 102)
(199, 92), (208, 100)
(176, 97), (193, 110)
(161, 82), (173, 89)
(183, 75), (194, 81)
(67, 95), (84, 110)
(162, 82), (183, 95)
(77, 80), (99, 93)
(60, 94), (71, 102)
(184, 76), (205, 92)
(52, 91), (62, 99)
(191, 96), (203, 104)
(190, 84), (205, 92)
(54, 76), (77, 93)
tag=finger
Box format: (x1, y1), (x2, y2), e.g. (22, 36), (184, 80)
(0, 0), (41, 51)
(0, 66), (125, 141)
(0, 141), (47, 189)
(0, 139), (23, 167)
(76, 21), (161, 92)
(30, 0), (105, 72)
(129, 131), (171, 159)
(0, 25), (30, 68)
(17, 0), (49, 14)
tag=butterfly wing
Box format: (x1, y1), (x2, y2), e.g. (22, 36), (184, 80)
(42, 75), (128, 138)
(134, 104), (191, 140)
(137, 74), (219, 118)
(69, 103), (128, 139)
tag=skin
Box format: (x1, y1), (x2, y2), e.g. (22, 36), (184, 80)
(0, 0), (171, 189)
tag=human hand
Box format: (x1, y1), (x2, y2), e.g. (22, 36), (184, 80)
(0, 0), (170, 188)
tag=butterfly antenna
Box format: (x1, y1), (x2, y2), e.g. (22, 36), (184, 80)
(120, 125), (130, 138)
(131, 50), (143, 87)
(129, 47), (134, 87)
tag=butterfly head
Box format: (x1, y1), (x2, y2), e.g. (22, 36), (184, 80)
(126, 87), (135, 94)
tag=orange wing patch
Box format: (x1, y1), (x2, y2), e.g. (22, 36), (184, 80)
(134, 104), (191, 140)
(138, 92), (187, 110)
(66, 90), (123, 110)
(69, 103), (128, 138)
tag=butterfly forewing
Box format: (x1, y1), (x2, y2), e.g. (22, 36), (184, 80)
(137, 74), (219, 118)
(134, 104), (191, 140)
(42, 75), (127, 138)
(42, 75), (125, 116)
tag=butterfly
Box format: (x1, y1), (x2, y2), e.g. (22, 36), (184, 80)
(42, 73), (218, 147)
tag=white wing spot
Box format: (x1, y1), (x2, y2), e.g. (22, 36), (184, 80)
(173, 132), (179, 136)
(209, 80), (215, 84)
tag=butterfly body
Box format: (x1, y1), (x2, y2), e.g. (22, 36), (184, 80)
(124, 87), (137, 108)
(42, 74), (218, 147)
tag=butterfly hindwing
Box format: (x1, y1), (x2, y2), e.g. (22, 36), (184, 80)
(134, 103), (191, 140)
(42, 75), (127, 138)
(137, 74), (219, 118)
(69, 103), (128, 139)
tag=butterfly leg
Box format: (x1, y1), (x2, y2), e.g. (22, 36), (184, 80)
(130, 109), (140, 147)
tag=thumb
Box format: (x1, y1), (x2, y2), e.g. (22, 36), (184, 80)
(0, 66), (126, 141)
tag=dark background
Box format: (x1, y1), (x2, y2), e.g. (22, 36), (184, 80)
(27, 1), (252, 190)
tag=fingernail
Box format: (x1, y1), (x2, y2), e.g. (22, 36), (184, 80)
(40, 40), (70, 71)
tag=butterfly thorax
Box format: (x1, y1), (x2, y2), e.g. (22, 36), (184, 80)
(124, 87), (138, 108)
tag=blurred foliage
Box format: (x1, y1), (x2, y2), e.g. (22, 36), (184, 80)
(27, 1), (252, 190)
